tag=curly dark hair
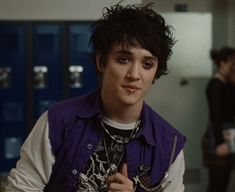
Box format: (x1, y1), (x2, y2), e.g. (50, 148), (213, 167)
(90, 2), (175, 79)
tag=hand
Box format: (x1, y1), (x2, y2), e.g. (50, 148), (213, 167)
(216, 142), (230, 157)
(107, 163), (134, 192)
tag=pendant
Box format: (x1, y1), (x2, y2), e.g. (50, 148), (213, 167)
(100, 181), (107, 192)
(107, 164), (117, 175)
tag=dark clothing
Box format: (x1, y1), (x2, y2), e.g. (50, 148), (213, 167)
(205, 77), (235, 192)
(207, 166), (232, 192)
(206, 78), (227, 146)
(224, 83), (235, 121)
(44, 90), (186, 192)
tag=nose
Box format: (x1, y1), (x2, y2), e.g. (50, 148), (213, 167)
(126, 63), (140, 81)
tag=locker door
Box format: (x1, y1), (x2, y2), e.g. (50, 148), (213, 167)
(68, 23), (99, 97)
(0, 23), (27, 172)
(33, 24), (64, 120)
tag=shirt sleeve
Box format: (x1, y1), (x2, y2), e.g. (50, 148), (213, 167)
(164, 150), (185, 192)
(5, 111), (55, 192)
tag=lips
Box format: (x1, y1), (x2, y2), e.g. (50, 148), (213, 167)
(122, 85), (140, 89)
(122, 85), (140, 91)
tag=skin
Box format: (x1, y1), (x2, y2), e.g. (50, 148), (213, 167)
(97, 43), (158, 191)
(107, 163), (133, 192)
(227, 58), (235, 84)
(219, 61), (232, 80)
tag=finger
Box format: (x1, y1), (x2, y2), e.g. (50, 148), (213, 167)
(109, 182), (133, 191)
(107, 172), (126, 184)
(107, 172), (133, 187)
(121, 163), (128, 177)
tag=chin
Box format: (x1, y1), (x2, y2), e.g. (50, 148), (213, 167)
(120, 96), (142, 106)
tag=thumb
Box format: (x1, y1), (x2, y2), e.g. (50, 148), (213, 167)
(121, 163), (128, 177)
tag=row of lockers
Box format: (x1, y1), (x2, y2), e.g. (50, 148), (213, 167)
(0, 22), (99, 172)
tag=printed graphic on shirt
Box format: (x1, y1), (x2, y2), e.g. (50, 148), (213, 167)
(76, 127), (130, 192)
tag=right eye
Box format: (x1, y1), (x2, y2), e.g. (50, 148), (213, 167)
(117, 56), (129, 64)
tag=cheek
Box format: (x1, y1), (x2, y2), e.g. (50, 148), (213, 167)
(109, 65), (126, 78)
(148, 70), (157, 81)
(144, 74), (156, 87)
(103, 67), (123, 83)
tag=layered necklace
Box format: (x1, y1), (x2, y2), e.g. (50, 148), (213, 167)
(101, 119), (141, 144)
(101, 118), (141, 176)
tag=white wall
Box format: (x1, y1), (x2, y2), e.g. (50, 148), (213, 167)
(228, 0), (235, 46)
(0, 0), (142, 20)
(162, 13), (212, 77)
(143, 0), (234, 49)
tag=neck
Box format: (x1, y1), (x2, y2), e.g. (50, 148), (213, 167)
(101, 98), (142, 124)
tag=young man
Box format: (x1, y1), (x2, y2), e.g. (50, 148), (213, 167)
(6, 3), (186, 192)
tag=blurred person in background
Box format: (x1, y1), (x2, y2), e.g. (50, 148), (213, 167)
(204, 47), (235, 192)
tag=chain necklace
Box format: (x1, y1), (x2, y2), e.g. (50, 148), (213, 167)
(102, 131), (124, 176)
(101, 131), (125, 191)
(100, 119), (141, 144)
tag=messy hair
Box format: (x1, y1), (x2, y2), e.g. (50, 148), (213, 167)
(90, 2), (175, 79)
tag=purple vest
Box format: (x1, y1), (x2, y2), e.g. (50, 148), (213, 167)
(44, 90), (186, 192)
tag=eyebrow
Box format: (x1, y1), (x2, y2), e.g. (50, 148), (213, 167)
(113, 49), (132, 55)
(113, 49), (158, 61)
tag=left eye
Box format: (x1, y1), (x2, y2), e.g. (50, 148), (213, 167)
(143, 62), (154, 69)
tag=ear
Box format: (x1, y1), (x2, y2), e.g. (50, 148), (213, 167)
(96, 55), (104, 73)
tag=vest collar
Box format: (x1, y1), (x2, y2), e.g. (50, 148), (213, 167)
(135, 103), (156, 146)
(74, 89), (103, 119)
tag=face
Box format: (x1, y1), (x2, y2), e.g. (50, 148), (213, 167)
(221, 55), (235, 76)
(221, 61), (232, 76)
(228, 63), (235, 85)
(224, 56), (235, 84)
(97, 44), (158, 108)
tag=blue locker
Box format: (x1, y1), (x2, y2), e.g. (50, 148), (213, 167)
(0, 23), (27, 172)
(69, 23), (99, 97)
(33, 24), (64, 120)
